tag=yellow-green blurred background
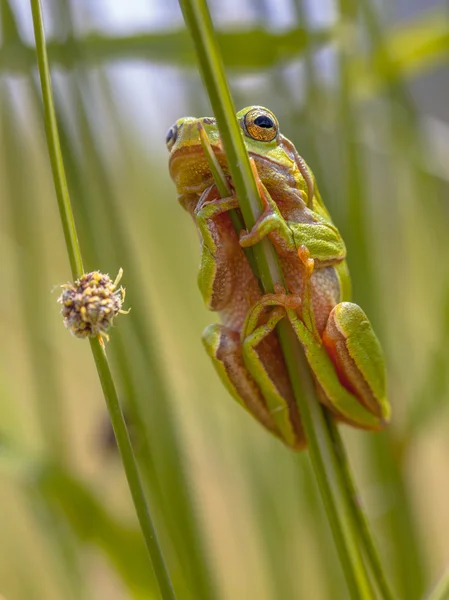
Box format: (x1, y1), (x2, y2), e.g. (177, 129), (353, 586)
(1, 0), (449, 598)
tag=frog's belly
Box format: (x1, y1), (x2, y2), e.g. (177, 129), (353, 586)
(218, 248), (261, 331)
(218, 242), (341, 335)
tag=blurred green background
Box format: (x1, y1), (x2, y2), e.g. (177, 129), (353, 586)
(1, 0), (449, 598)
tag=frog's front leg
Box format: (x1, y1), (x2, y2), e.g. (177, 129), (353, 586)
(202, 323), (306, 450)
(239, 161), (346, 265)
(190, 186), (240, 310)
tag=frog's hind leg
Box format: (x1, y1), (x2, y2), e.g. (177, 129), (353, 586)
(203, 322), (305, 450)
(202, 324), (281, 439)
(321, 302), (390, 427)
(241, 281), (383, 433)
(240, 292), (306, 449)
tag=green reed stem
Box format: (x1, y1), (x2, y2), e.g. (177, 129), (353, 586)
(30, 1), (175, 598)
(179, 0), (374, 597)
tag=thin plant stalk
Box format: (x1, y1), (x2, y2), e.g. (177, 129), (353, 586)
(179, 1), (375, 597)
(30, 1), (175, 598)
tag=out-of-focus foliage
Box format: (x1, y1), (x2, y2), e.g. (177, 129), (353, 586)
(0, 0), (448, 599)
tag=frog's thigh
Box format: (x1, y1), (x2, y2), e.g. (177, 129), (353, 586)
(202, 323), (281, 438)
(241, 316), (305, 449)
(322, 302), (390, 424)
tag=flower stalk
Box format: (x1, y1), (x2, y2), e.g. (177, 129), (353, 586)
(30, 1), (175, 598)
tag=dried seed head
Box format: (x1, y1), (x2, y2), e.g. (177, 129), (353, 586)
(58, 269), (127, 339)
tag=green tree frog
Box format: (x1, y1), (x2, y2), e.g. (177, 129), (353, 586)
(167, 106), (390, 449)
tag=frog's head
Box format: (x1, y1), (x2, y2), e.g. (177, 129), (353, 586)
(167, 106), (300, 196)
(166, 115), (223, 195)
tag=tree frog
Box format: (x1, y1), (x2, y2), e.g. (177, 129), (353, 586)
(167, 106), (390, 449)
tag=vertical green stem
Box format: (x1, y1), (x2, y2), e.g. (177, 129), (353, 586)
(30, 1), (175, 598)
(178, 0), (375, 597)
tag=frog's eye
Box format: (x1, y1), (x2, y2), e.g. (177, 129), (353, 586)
(244, 108), (278, 142)
(165, 123), (178, 151)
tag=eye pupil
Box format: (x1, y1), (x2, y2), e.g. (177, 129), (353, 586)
(254, 115), (273, 128)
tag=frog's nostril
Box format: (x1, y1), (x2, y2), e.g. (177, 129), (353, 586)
(165, 123), (178, 151)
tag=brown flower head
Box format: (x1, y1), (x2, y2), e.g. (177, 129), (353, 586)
(58, 269), (127, 339)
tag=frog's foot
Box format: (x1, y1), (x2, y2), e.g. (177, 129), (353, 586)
(297, 244), (314, 276)
(194, 188), (239, 222)
(321, 302), (390, 429)
(296, 245), (320, 341)
(194, 186), (239, 257)
(242, 284), (300, 340)
(202, 323), (306, 450)
(239, 160), (294, 252)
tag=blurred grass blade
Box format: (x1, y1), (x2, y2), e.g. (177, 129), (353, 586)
(347, 2), (428, 597)
(0, 81), (67, 470)
(336, 0), (374, 316)
(407, 281), (449, 435)
(1, 6), (447, 90)
(291, 0), (328, 193)
(353, 7), (449, 99)
(35, 464), (159, 597)
(0, 3), (87, 596)
(30, 1), (84, 280)
(427, 569), (449, 600)
(0, 26), (330, 73)
(1, 80), (86, 600)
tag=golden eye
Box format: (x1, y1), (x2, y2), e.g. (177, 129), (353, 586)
(244, 108), (278, 142)
(165, 123), (178, 151)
